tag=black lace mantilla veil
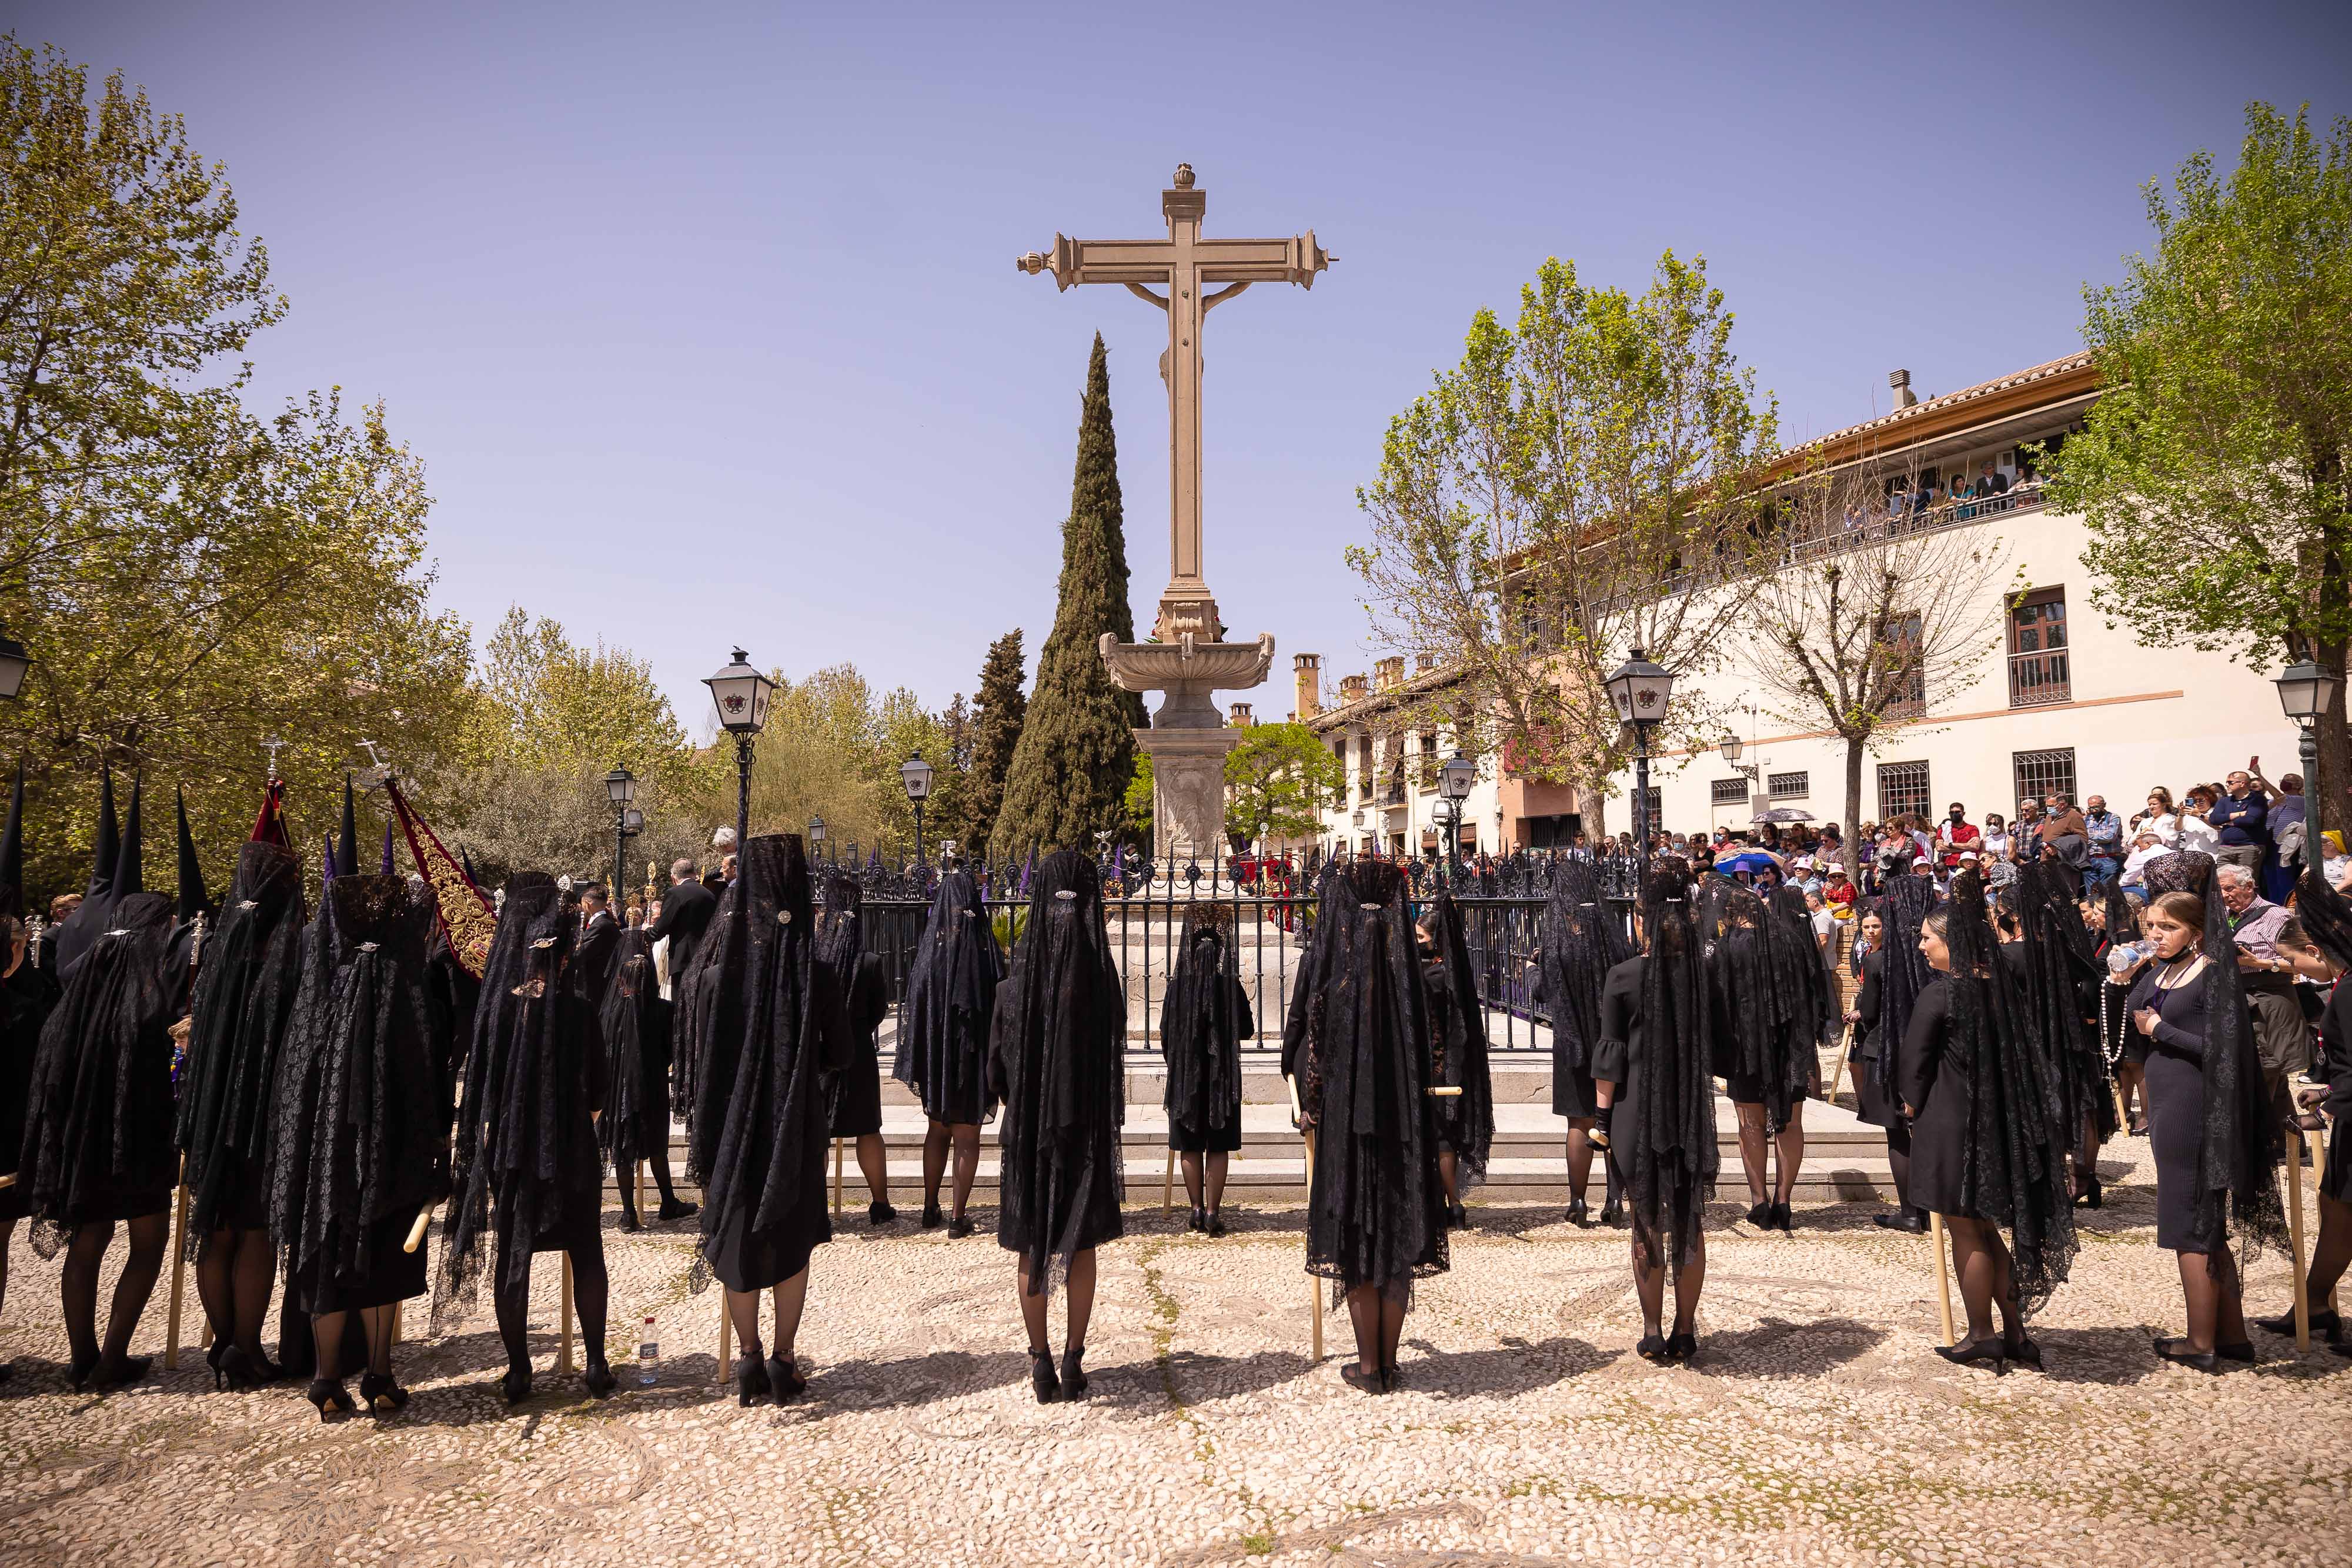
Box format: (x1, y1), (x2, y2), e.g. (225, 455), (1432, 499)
(990, 849), (1125, 1295)
(435, 874), (602, 1327)
(686, 835), (843, 1293)
(19, 890), (179, 1258)
(1536, 857), (1632, 1088)
(1160, 901), (1245, 1150)
(268, 875), (451, 1308)
(2295, 861), (2352, 1203)
(2018, 859), (2117, 1151)
(1423, 890), (1495, 1186)
(1942, 870), (2077, 1320)
(892, 870), (1004, 1126)
(1768, 883), (1833, 1097)
(2143, 851), (2288, 1260)
(1875, 873), (1939, 1110)
(1628, 864), (1718, 1276)
(1282, 857), (1446, 1305)
(1709, 888), (1782, 1104)
(597, 928), (670, 1172)
(175, 841), (308, 1259)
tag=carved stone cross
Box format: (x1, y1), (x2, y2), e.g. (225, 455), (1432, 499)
(1019, 165), (1334, 644)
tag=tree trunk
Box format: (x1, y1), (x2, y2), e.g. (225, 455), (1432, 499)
(2318, 633), (2350, 843)
(1842, 735), (1866, 878)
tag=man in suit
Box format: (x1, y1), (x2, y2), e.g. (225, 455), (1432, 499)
(573, 883), (623, 1004)
(643, 858), (717, 981)
(703, 828), (735, 893)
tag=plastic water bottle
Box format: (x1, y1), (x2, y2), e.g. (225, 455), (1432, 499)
(637, 1316), (659, 1386)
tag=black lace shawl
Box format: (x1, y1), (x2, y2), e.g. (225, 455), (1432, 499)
(1709, 892), (1780, 1101)
(1421, 891), (1494, 1185)
(1536, 857), (1631, 1082)
(597, 929), (670, 1168)
(891, 870), (1003, 1125)
(989, 849), (1125, 1289)
(816, 871), (889, 1130)
(2015, 860), (2116, 1152)
(2296, 862), (2352, 969)
(268, 875), (452, 1303)
(689, 835), (844, 1282)
(1158, 902), (1245, 1148)
(425, 928), (481, 1122)
(1874, 875), (1938, 1102)
(436, 874), (605, 1325)
(1942, 871), (2077, 1319)
(1282, 858), (1446, 1300)
(18, 891), (179, 1254)
(1628, 863), (1718, 1274)
(2143, 852), (2288, 1259)
(174, 842), (307, 1253)
(1756, 885), (1828, 1127)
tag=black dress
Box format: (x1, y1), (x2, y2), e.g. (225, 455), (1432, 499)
(816, 874), (888, 1142)
(1593, 872), (1719, 1272)
(1897, 978), (1971, 1217)
(2126, 962), (2219, 1252)
(0, 955), (62, 1222)
(1848, 949), (1897, 1128)
(1533, 864), (1628, 1120)
(894, 871), (1003, 1127)
(1160, 907), (1248, 1156)
(597, 930), (673, 1172)
(2318, 981), (2352, 1206)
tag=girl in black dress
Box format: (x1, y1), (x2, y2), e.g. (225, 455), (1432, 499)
(1160, 902), (1249, 1235)
(818, 872), (894, 1224)
(1595, 864), (1718, 1363)
(270, 874), (452, 1417)
(599, 928), (696, 1231)
(1419, 894), (1493, 1231)
(1533, 858), (1629, 1228)
(893, 871), (1003, 1235)
(2126, 852), (2288, 1371)
(176, 838), (307, 1389)
(1899, 873), (2077, 1373)
(992, 850), (1125, 1403)
(1844, 909), (1923, 1232)
(1282, 857), (1445, 1393)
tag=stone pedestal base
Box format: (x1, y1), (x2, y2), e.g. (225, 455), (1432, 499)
(1138, 726), (1241, 861)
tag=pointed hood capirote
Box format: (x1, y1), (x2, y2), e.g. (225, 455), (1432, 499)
(891, 869), (1004, 1125)
(52, 773), (143, 978)
(175, 839), (307, 1253)
(335, 778), (359, 880)
(174, 786), (209, 925)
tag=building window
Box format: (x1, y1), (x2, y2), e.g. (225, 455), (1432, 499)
(1710, 777), (1749, 806)
(1768, 770), (1809, 800)
(1877, 761), (1931, 822)
(1886, 613), (1926, 720)
(1630, 787), (1662, 834)
(1417, 731), (1439, 791)
(1355, 734), (1372, 805)
(2008, 587), (2070, 707)
(2013, 748), (2077, 814)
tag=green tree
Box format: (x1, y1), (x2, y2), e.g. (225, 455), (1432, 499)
(1224, 723), (1347, 844)
(1124, 751), (1156, 841)
(2043, 103), (2352, 828)
(992, 335), (1148, 858)
(960, 629), (1027, 859)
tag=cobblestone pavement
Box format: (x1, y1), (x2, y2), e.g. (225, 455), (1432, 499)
(3, 1136), (2346, 1567)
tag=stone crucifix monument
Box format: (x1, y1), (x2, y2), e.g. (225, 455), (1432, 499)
(1017, 164), (1334, 858)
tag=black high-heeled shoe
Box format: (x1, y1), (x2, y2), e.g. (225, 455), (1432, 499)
(921, 1202), (944, 1229)
(947, 1215), (975, 1239)
(2253, 1306), (2340, 1336)
(582, 1360), (617, 1399)
(1665, 1331), (1697, 1365)
(219, 1345), (271, 1393)
(501, 1366), (534, 1405)
(1599, 1197), (1624, 1228)
(1565, 1198), (1591, 1228)
(2152, 1336), (2219, 1374)
(1768, 1201), (1793, 1233)
(2002, 1333), (2043, 1372)
(1030, 1349), (1061, 1404)
(88, 1355), (152, 1392)
(868, 1200), (897, 1226)
(1187, 1205), (1206, 1233)
(1205, 1211), (1226, 1237)
(1745, 1201), (1772, 1228)
(616, 1209), (643, 1233)
(67, 1352), (100, 1391)
(657, 1198), (698, 1222)
(359, 1370), (412, 1412)
(206, 1338), (229, 1390)
(733, 1354), (769, 1407)
(1447, 1202), (1469, 1229)
(1935, 1338), (2007, 1374)
(1059, 1345), (1088, 1400)
(764, 1355), (804, 1402)
(1873, 1211), (1928, 1234)
(1635, 1333), (1671, 1364)
(308, 1377), (356, 1421)
(1338, 1363), (1381, 1395)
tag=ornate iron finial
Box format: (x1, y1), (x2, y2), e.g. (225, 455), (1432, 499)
(263, 737), (284, 782)
(1172, 163), (1195, 190)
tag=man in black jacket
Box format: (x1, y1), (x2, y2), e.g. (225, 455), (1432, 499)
(644, 859), (717, 981)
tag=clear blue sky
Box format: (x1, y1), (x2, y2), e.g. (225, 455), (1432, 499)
(18, 2), (2351, 731)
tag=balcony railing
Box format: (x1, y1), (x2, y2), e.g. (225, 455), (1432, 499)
(2008, 648), (2071, 707)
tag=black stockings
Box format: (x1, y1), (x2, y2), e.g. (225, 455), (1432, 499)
(493, 1226), (612, 1376)
(193, 1227), (276, 1358)
(852, 1134), (888, 1203)
(60, 1213), (168, 1375)
(2306, 1192), (2350, 1315)
(726, 1271), (809, 1363)
(922, 1121), (981, 1218)
(1342, 1284), (1405, 1375)
(310, 1303), (396, 1380)
(1178, 1151), (1228, 1215)
(1943, 1216), (2023, 1347)
(1630, 1229), (1705, 1339)
(619, 1141), (683, 1225)
(2176, 1243), (2247, 1354)
(1017, 1249), (1096, 1356)
(1885, 1122), (1919, 1216)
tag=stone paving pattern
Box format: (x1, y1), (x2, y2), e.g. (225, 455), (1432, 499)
(2, 1135), (2347, 1567)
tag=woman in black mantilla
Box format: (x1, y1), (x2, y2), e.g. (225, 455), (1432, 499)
(818, 871), (894, 1225)
(269, 874), (452, 1417)
(175, 838), (307, 1389)
(598, 927), (696, 1231)
(2012, 860), (2117, 1209)
(1532, 857), (1629, 1228)
(991, 848), (1125, 1403)
(2093, 882), (2151, 1135)
(1899, 871), (2077, 1373)
(1864, 869), (1939, 1231)
(1709, 887), (1800, 1232)
(1160, 901), (1249, 1235)
(684, 835), (844, 1407)
(1282, 857), (1445, 1394)
(0, 767), (64, 1385)
(16, 781), (179, 1390)
(893, 870), (1003, 1233)
(2123, 851), (2287, 1370)
(2253, 864), (2352, 1353)
(438, 873), (616, 1403)
(1418, 891), (1493, 1230)
(1595, 863), (1719, 1363)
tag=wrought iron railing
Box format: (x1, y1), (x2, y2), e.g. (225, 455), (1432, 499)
(2007, 647), (2071, 706)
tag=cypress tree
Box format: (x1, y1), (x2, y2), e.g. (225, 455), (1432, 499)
(963, 630), (1028, 862)
(991, 334), (1149, 859)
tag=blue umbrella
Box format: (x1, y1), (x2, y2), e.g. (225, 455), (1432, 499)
(1714, 851), (1781, 875)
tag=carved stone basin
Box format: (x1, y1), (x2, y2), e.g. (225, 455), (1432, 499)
(1098, 631), (1275, 729)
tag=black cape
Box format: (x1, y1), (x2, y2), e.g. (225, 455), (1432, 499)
(892, 870), (1003, 1125)
(1534, 857), (1631, 1113)
(1158, 902), (1248, 1152)
(597, 928), (672, 1171)
(1421, 891), (1494, 1185)
(1598, 864), (1719, 1273)
(816, 872), (889, 1139)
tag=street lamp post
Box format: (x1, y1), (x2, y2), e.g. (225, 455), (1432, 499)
(1603, 649), (1676, 864)
(900, 752), (935, 867)
(1439, 751), (1475, 871)
(2274, 656), (2340, 846)
(703, 649), (776, 855)
(0, 631), (29, 701)
(604, 765), (637, 900)
(808, 814), (827, 865)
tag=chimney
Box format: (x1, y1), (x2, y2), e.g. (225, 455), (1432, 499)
(1339, 673), (1369, 704)
(1228, 702), (1253, 727)
(1294, 652), (1322, 719)
(1889, 368), (1917, 410)
(1415, 653), (1437, 673)
(1374, 655), (1404, 691)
